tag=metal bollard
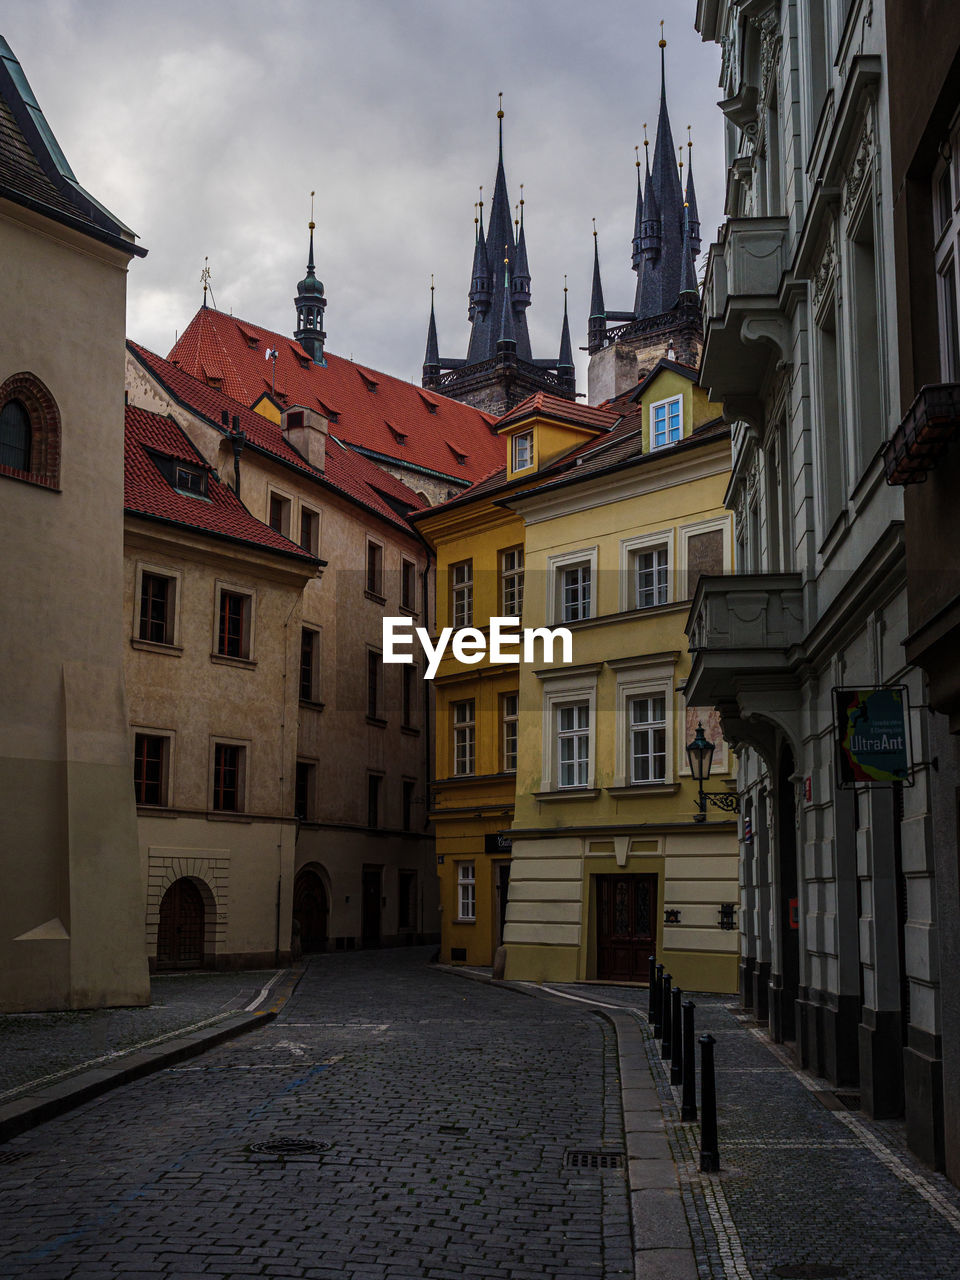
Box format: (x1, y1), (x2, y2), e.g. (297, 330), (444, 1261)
(661, 973), (673, 1059)
(648, 955), (657, 1020)
(670, 986), (683, 1086)
(699, 1033), (720, 1172)
(681, 1000), (697, 1122)
(653, 963), (665, 1038)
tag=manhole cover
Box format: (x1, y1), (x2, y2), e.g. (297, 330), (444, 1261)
(564, 1149), (625, 1170)
(0, 1151), (30, 1166)
(773, 1266), (848, 1278)
(246, 1139), (330, 1156)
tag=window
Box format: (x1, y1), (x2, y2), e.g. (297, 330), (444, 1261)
(300, 627), (320, 702)
(0, 372), (61, 487)
(651, 396), (682, 448)
(402, 780), (415, 832)
(457, 862), (477, 921)
(175, 463), (206, 496)
(934, 131), (960, 380)
(453, 699), (476, 776)
(217, 590), (251, 658)
(299, 506), (320, 555)
(398, 868), (417, 926)
(632, 545), (669, 609)
(630, 696), (667, 784)
(561, 563), (592, 622)
(212, 742), (244, 812)
(295, 760), (316, 820)
(366, 540), (384, 597)
(501, 693), (519, 773)
(401, 559), (418, 612)
(139, 572), (175, 644)
(134, 733), (169, 807)
(402, 664), (417, 728)
(367, 773), (382, 827)
(501, 547), (524, 618)
(268, 493), (291, 537)
(367, 650), (383, 720)
(451, 560), (473, 628)
(512, 430), (534, 470)
(557, 702), (590, 788)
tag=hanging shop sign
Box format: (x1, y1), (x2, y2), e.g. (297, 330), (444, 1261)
(832, 686), (912, 788)
(484, 833), (513, 854)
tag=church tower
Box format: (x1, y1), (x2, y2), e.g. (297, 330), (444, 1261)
(586, 33), (703, 405)
(422, 103), (576, 416)
(294, 203), (327, 366)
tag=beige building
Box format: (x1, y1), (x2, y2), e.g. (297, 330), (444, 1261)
(0, 37), (150, 1011)
(123, 403), (317, 968)
(126, 341), (439, 952)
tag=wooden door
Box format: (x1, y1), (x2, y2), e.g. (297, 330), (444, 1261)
(156, 878), (205, 970)
(293, 869), (328, 954)
(596, 874), (657, 982)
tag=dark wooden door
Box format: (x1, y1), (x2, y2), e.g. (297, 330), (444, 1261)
(495, 862), (511, 947)
(293, 869), (328, 953)
(361, 866), (382, 947)
(156, 878), (205, 970)
(597, 874), (657, 982)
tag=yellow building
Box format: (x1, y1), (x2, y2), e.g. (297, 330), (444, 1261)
(501, 361), (740, 993)
(413, 394), (620, 965)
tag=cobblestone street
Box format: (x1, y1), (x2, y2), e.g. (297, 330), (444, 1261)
(0, 951), (633, 1279)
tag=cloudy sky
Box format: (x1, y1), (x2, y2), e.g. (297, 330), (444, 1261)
(5, 1), (723, 390)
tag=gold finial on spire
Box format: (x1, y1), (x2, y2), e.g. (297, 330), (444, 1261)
(504, 243), (509, 268)
(430, 272), (435, 294)
(564, 273), (568, 295)
(659, 18), (666, 48)
(474, 201), (479, 226)
(309, 190), (315, 231)
(635, 144), (641, 167)
(687, 124), (693, 151)
(592, 216), (598, 240)
(678, 145), (684, 172)
(520, 182), (524, 207)
(478, 184), (484, 210)
(497, 91), (504, 120)
(514, 203), (520, 230)
(201, 255), (211, 305)
(643, 122), (649, 148)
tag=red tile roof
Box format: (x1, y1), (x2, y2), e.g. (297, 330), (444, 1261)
(166, 307), (505, 483)
(128, 342), (427, 536)
(124, 405), (316, 563)
(495, 391), (620, 434)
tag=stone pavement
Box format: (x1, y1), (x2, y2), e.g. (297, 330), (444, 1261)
(0, 949), (637, 1279)
(546, 983), (960, 1280)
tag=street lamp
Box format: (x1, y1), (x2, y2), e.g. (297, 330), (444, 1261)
(686, 721), (739, 823)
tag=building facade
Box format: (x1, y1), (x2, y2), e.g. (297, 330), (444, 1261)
(691, 0), (948, 1171)
(0, 36), (149, 1011)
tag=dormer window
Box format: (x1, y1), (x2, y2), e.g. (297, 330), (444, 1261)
(512, 429), (534, 470)
(651, 396), (682, 449)
(175, 464), (206, 496)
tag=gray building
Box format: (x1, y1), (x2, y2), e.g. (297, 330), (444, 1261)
(688, 0), (949, 1174)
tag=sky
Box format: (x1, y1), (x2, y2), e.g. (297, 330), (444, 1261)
(4, 0), (724, 392)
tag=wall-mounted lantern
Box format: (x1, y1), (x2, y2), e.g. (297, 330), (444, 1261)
(665, 908), (682, 924)
(686, 721), (740, 823)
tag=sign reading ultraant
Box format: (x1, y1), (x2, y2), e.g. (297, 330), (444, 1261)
(833, 686), (911, 787)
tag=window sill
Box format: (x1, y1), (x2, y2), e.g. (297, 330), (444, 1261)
(399, 604), (420, 618)
(299, 698), (326, 712)
(534, 788), (601, 801)
(606, 783), (681, 798)
(131, 638), (183, 656)
(207, 810), (253, 823)
(0, 462), (60, 491)
(364, 589), (387, 605)
(400, 724), (421, 736)
(136, 805), (177, 817)
(454, 918), (477, 926)
(366, 716), (388, 728)
(210, 652), (257, 670)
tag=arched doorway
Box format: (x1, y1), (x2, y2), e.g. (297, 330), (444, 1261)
(156, 878), (206, 970)
(293, 868), (329, 954)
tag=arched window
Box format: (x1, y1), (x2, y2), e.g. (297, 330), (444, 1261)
(0, 399), (30, 471)
(0, 372), (61, 487)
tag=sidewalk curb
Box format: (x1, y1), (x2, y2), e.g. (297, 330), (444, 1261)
(0, 967), (304, 1145)
(438, 966), (698, 1280)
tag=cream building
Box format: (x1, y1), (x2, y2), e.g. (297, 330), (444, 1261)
(0, 36), (149, 1011)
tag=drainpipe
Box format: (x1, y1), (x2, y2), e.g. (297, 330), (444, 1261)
(230, 421), (245, 497)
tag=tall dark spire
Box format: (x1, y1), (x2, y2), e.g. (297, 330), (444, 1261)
(631, 143), (644, 273)
(685, 131), (701, 260)
(469, 191), (492, 320)
(679, 204), (699, 302)
(635, 27), (686, 320)
(294, 193), (327, 365)
(497, 250), (517, 353)
(558, 278), (574, 366)
(423, 276), (441, 386)
(512, 190), (531, 311)
(588, 221), (606, 350)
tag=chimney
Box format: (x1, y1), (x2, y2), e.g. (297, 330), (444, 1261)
(282, 404), (328, 472)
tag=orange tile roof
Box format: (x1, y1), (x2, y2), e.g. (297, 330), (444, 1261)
(128, 342), (427, 537)
(495, 391), (620, 434)
(167, 307), (505, 484)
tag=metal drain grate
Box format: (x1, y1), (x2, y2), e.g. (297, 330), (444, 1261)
(246, 1139), (330, 1156)
(564, 1149), (625, 1171)
(773, 1266), (848, 1279)
(0, 1151), (30, 1166)
(833, 1092), (861, 1111)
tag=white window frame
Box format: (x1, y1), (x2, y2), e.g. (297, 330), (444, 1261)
(501, 692), (519, 773)
(539, 667), (600, 793)
(457, 861), (477, 922)
(677, 515), (732, 600)
(649, 394), (683, 449)
(452, 698), (476, 776)
(546, 546), (598, 625)
(628, 694), (668, 785)
(133, 561), (183, 649)
(609, 655), (677, 789)
(500, 546), (524, 619)
(557, 701), (591, 789)
(512, 429), (534, 471)
(451, 559), (473, 628)
(619, 530), (674, 612)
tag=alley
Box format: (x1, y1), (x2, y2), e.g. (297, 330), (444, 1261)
(0, 951), (633, 1279)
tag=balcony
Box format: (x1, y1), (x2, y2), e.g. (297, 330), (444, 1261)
(700, 216), (791, 410)
(685, 573), (805, 707)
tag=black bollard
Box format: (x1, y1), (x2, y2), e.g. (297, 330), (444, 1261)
(681, 1000), (697, 1121)
(661, 973), (673, 1059)
(670, 986), (683, 1086)
(648, 955), (657, 1020)
(699, 1033), (719, 1172)
(653, 964), (664, 1038)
